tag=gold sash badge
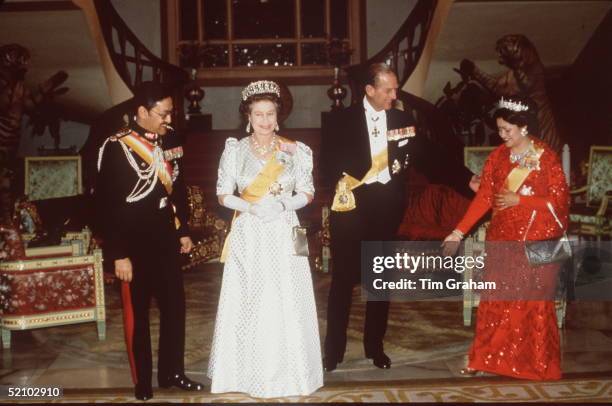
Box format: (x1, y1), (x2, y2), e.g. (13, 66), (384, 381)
(331, 148), (388, 212)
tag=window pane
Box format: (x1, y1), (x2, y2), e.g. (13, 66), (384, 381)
(233, 44), (296, 67)
(179, 44), (229, 68)
(301, 0), (325, 38)
(301, 43), (327, 65)
(233, 0), (295, 39)
(201, 44), (230, 67)
(330, 0), (348, 39)
(179, 0), (198, 41)
(202, 0), (227, 39)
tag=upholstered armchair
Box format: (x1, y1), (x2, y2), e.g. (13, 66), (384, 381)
(463, 146), (495, 176)
(0, 239), (106, 349)
(569, 146), (612, 241)
(0, 196), (104, 349)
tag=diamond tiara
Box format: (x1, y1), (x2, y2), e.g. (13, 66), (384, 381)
(241, 80), (281, 101)
(497, 96), (529, 112)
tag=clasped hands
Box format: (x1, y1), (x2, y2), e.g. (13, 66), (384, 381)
(249, 196), (284, 223)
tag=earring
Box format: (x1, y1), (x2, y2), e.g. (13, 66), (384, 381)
(520, 127), (528, 137)
(275, 124), (279, 132)
(246, 121), (251, 133)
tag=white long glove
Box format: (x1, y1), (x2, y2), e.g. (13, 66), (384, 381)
(281, 193), (309, 211)
(221, 195), (253, 214)
(222, 195), (277, 221)
(256, 200), (284, 223)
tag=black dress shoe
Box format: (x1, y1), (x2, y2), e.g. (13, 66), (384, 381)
(367, 352), (391, 369)
(134, 384), (153, 401)
(323, 357), (338, 372)
(158, 373), (204, 391)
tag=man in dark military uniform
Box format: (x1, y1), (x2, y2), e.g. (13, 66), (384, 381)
(95, 82), (202, 401)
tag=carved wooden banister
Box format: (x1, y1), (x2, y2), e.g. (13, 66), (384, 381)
(92, 0), (188, 125)
(398, 90), (465, 162)
(345, 0), (437, 103)
(93, 0), (188, 89)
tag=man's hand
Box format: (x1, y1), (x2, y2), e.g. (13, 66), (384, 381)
(469, 174), (481, 193)
(115, 258), (133, 282)
(180, 236), (194, 254)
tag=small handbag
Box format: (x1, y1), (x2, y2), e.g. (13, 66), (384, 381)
(524, 202), (571, 266)
(292, 226), (309, 257)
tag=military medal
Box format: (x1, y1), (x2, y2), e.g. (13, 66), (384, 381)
(387, 126), (416, 141)
(391, 159), (401, 174)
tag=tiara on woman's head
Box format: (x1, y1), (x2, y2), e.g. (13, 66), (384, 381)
(241, 80), (281, 101)
(497, 96), (529, 112)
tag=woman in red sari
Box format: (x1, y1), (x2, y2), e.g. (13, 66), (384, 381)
(443, 95), (569, 380)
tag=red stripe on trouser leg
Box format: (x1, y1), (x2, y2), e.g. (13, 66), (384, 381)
(121, 281), (138, 385)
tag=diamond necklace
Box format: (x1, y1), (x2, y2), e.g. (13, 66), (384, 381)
(509, 140), (534, 165)
(250, 134), (278, 156)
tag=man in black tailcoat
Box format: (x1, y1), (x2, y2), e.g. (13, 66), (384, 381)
(95, 82), (202, 400)
(321, 63), (474, 372)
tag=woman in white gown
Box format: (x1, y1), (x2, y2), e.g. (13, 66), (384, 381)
(207, 80), (323, 398)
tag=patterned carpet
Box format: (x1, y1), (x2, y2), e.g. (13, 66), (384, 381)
(17, 375), (612, 403)
(30, 265), (474, 371)
(20, 266), (612, 403)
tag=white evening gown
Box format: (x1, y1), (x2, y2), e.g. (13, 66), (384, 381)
(207, 137), (323, 398)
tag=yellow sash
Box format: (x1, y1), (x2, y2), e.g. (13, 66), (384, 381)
(331, 148), (388, 212)
(504, 146), (544, 192)
(220, 145), (289, 262)
(120, 133), (174, 195)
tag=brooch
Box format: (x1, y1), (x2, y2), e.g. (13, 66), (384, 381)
(519, 185), (534, 196)
(275, 151), (292, 166)
(269, 182), (283, 196)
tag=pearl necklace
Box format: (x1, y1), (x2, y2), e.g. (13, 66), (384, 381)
(250, 134), (278, 156)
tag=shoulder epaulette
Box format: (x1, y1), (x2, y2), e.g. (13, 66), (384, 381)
(115, 127), (132, 139)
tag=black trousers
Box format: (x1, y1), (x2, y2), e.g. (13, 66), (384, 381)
(324, 182), (403, 360)
(127, 236), (185, 388)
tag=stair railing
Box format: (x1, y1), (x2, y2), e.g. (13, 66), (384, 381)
(345, 0), (437, 103)
(92, 0), (188, 124)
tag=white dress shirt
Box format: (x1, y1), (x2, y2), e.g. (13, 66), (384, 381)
(363, 96), (391, 184)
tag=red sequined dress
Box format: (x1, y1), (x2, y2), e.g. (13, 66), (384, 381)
(455, 138), (569, 380)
